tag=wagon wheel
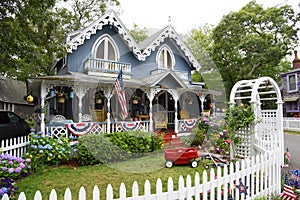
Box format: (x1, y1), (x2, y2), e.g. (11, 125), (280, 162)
(190, 159), (198, 168)
(165, 160), (173, 168)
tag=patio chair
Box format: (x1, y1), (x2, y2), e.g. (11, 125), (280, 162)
(153, 113), (168, 129)
(180, 110), (189, 119)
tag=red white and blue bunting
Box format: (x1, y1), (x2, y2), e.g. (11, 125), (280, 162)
(183, 119), (198, 130)
(120, 121), (142, 131)
(65, 122), (95, 136)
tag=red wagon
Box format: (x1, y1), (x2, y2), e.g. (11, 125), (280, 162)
(164, 147), (200, 168)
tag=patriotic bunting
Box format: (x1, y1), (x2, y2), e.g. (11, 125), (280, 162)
(183, 119), (198, 130)
(65, 122), (95, 136)
(120, 121), (141, 131)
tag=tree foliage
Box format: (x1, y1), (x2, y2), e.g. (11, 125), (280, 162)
(0, 0), (65, 81)
(55, 0), (120, 32)
(212, 1), (300, 99)
(0, 0), (120, 81)
(129, 23), (148, 43)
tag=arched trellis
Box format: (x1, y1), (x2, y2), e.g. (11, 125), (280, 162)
(229, 77), (284, 165)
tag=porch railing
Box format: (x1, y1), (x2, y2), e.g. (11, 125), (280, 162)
(84, 58), (131, 75)
(45, 121), (150, 138)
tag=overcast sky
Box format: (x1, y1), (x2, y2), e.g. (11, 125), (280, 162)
(118, 0), (299, 34)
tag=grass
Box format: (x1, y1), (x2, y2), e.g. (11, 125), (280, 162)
(15, 153), (210, 199)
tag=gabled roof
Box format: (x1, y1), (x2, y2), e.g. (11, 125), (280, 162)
(140, 25), (200, 70)
(138, 70), (187, 89)
(66, 10), (143, 60)
(66, 10), (201, 70)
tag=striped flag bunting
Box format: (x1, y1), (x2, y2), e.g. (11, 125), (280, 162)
(114, 70), (128, 120)
(279, 174), (296, 200)
(65, 122), (95, 136)
(183, 119), (198, 130)
(120, 121), (141, 131)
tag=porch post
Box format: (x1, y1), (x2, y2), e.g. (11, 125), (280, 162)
(40, 83), (47, 133)
(174, 98), (179, 133)
(104, 87), (113, 133)
(74, 85), (89, 122)
(145, 88), (155, 132)
(198, 94), (206, 115)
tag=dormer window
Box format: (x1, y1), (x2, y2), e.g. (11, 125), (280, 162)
(287, 73), (298, 93)
(93, 35), (119, 61)
(157, 45), (175, 69)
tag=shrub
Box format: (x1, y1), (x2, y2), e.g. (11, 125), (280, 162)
(0, 179), (18, 199)
(75, 134), (129, 165)
(0, 154), (31, 181)
(25, 132), (71, 171)
(75, 131), (164, 166)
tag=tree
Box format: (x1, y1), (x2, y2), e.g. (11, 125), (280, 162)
(129, 23), (148, 43)
(212, 1), (299, 99)
(55, 0), (120, 32)
(0, 0), (120, 81)
(185, 24), (226, 101)
(0, 0), (65, 81)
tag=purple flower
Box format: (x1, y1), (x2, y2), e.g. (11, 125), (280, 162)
(15, 167), (22, 173)
(2, 167), (7, 171)
(8, 168), (14, 173)
(8, 161), (13, 165)
(25, 158), (31, 163)
(19, 163), (25, 168)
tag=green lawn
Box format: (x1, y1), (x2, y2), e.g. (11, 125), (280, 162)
(15, 153), (209, 199)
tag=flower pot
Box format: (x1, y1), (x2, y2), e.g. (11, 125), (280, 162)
(58, 97), (65, 103)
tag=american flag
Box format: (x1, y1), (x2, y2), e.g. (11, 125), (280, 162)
(114, 70), (128, 120)
(279, 174), (296, 200)
(285, 147), (292, 162)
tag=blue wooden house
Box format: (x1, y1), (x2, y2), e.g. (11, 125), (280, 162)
(27, 10), (216, 134)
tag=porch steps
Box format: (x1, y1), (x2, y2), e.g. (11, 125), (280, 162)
(163, 132), (185, 148)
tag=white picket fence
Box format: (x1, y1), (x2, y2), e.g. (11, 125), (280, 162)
(0, 136), (29, 157)
(283, 117), (300, 132)
(1, 150), (281, 200)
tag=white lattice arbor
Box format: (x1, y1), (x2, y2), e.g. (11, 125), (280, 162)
(229, 77), (284, 165)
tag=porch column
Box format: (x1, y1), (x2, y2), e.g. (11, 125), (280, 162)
(174, 98), (179, 133)
(198, 94), (206, 115)
(104, 87), (113, 133)
(40, 83), (48, 133)
(145, 88), (155, 132)
(74, 85), (89, 122)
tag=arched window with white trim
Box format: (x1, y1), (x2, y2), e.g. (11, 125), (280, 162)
(93, 35), (119, 61)
(156, 45), (175, 69)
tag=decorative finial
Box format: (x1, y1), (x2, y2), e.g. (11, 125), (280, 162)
(168, 16), (171, 24)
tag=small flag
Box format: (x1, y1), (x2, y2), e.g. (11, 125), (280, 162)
(291, 169), (300, 181)
(114, 70), (128, 120)
(279, 174), (296, 200)
(285, 148), (292, 162)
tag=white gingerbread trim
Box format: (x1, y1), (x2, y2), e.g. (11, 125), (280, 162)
(142, 25), (201, 70)
(66, 10), (144, 61)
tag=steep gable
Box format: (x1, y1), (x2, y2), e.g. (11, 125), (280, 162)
(66, 10), (143, 61)
(65, 10), (201, 70)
